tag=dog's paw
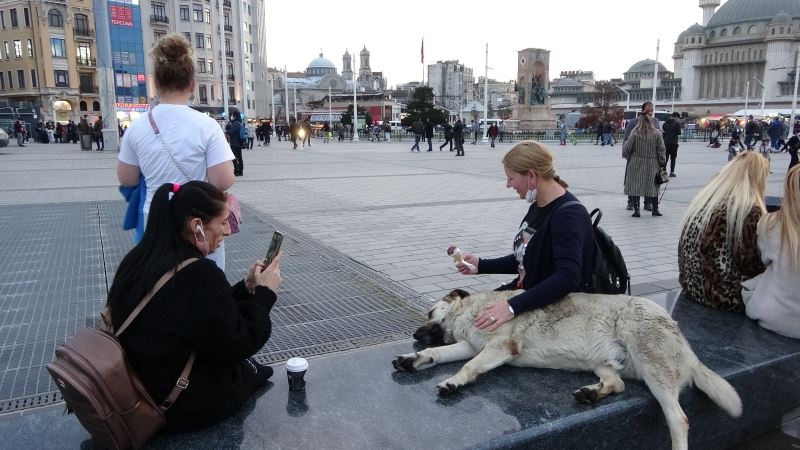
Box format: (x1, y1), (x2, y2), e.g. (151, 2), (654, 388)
(392, 355), (417, 372)
(573, 387), (600, 404)
(437, 381), (459, 396)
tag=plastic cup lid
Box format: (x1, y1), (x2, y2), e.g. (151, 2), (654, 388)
(286, 357), (308, 372)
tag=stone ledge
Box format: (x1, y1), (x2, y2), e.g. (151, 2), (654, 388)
(0, 296), (798, 449)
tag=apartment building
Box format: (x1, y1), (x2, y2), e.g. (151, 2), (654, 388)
(426, 60), (474, 115)
(137, 0), (265, 121)
(0, 0), (99, 123)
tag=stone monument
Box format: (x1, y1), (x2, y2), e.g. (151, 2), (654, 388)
(513, 48), (555, 130)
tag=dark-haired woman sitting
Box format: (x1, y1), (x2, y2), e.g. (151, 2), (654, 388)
(107, 181), (282, 433)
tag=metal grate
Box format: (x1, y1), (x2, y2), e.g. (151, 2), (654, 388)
(0, 201), (426, 414)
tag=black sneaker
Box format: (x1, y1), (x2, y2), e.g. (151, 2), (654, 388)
(669, 172), (676, 177)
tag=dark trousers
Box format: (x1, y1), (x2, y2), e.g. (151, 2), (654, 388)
(426, 136), (432, 151)
(94, 135), (104, 150)
(790, 148), (799, 170)
(456, 137), (465, 155)
(231, 146), (243, 174)
(411, 133), (421, 151)
(665, 143), (678, 173)
(440, 136), (453, 150)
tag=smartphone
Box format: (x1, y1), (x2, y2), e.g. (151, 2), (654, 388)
(263, 231), (284, 266)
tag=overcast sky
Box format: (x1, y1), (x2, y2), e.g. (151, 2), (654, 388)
(266, 0), (712, 87)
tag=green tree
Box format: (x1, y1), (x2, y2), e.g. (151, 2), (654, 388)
(497, 105), (513, 120)
(340, 104), (372, 127)
(402, 87), (447, 127)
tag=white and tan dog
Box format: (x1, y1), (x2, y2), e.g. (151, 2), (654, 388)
(393, 289), (742, 450)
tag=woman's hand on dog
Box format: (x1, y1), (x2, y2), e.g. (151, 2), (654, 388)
(474, 301), (513, 331)
(457, 254), (479, 275)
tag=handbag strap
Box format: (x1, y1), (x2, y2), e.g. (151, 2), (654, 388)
(148, 110), (191, 183)
(113, 258), (199, 412)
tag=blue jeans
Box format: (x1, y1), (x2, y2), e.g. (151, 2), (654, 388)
(411, 133), (421, 150)
(603, 132), (612, 146)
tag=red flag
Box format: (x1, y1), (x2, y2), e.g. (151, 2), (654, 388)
(421, 37), (424, 64)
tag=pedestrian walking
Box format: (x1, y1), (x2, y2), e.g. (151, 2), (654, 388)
(410, 118), (423, 152)
(623, 111), (667, 217)
(662, 112), (681, 177)
(488, 123), (498, 148)
(225, 112), (245, 175)
(453, 119), (465, 156)
(440, 122), (453, 151)
(424, 119), (434, 151)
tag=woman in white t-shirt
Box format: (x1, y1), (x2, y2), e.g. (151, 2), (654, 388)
(117, 34), (235, 269)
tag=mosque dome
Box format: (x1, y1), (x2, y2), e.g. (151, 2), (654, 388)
(707, 0), (800, 28)
(685, 23), (706, 34)
(306, 53), (337, 77)
(626, 59), (668, 74)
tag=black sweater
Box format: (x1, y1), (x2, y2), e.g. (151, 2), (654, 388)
(110, 258), (277, 433)
(479, 192), (594, 315)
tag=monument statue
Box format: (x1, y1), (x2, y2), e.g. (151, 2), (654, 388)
(530, 74), (546, 105)
(518, 87), (526, 105)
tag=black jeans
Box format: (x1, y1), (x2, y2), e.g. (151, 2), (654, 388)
(440, 137), (452, 150)
(665, 143), (678, 173)
(231, 146), (243, 174)
(789, 148), (799, 170)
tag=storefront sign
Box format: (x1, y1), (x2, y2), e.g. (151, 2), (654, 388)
(115, 103), (149, 112)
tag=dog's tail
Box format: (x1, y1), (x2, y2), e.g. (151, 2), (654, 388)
(692, 362), (742, 417)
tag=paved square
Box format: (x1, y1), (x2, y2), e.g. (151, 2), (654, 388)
(0, 136), (791, 413)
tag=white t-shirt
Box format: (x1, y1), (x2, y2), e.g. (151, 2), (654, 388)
(119, 104), (234, 213)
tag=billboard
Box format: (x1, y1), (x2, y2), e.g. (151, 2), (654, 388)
(110, 5), (134, 27)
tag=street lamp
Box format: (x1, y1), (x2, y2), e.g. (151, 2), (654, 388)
(751, 76), (766, 117)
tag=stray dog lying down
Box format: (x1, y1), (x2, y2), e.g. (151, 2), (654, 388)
(392, 289), (742, 450)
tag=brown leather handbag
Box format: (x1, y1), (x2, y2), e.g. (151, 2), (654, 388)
(47, 259), (198, 449)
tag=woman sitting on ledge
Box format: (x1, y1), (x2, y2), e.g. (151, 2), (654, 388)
(107, 181), (282, 433)
(678, 152), (769, 312)
(743, 165), (800, 339)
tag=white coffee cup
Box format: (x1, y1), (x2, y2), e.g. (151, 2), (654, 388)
(286, 358), (308, 391)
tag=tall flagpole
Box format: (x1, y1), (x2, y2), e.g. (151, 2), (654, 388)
(352, 53), (359, 142)
(790, 49), (799, 138)
(482, 43), (489, 143)
(421, 37), (424, 85)
(283, 66), (289, 125)
(651, 39), (659, 107)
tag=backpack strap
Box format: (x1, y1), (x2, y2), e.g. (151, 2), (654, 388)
(115, 258), (199, 337)
(113, 258), (199, 412)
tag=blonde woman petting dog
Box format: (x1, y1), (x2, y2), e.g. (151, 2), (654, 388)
(457, 141), (594, 331)
(678, 151), (769, 312)
(742, 165), (800, 339)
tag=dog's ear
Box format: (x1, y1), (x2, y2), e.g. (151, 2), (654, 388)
(446, 289), (470, 302)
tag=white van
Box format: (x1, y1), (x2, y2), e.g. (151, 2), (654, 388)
(388, 120), (403, 131)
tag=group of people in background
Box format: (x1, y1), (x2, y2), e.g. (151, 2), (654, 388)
(11, 115), (104, 150)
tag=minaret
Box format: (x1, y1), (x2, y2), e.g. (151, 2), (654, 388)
(342, 50), (352, 80)
(699, 0), (720, 26)
(358, 46), (371, 87)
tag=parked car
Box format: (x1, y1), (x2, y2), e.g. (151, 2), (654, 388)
(0, 128), (9, 147)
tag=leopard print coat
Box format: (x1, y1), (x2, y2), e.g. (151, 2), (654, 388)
(678, 204), (765, 312)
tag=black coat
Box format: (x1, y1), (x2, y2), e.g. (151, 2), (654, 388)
(110, 259), (276, 433)
(424, 121), (434, 138)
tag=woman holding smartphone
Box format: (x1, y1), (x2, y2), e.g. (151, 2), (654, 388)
(107, 181), (282, 433)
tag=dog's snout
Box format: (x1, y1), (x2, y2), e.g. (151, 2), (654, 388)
(413, 323), (443, 345)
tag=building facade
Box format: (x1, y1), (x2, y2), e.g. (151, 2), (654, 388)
(426, 59), (474, 115)
(673, 0), (800, 114)
(0, 0), (100, 124)
(137, 0), (264, 121)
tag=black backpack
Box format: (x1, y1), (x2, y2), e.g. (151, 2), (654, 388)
(557, 201), (631, 295)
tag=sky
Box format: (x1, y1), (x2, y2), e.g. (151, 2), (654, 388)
(265, 0), (714, 87)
